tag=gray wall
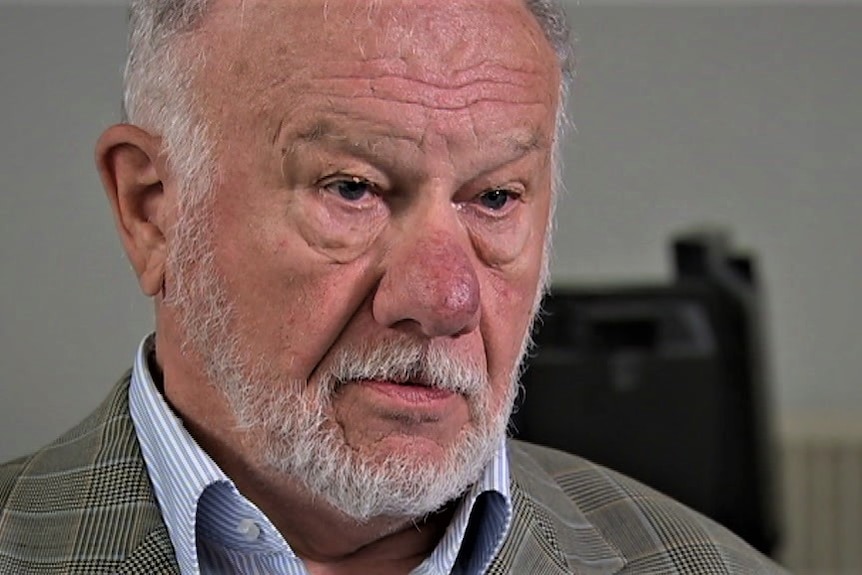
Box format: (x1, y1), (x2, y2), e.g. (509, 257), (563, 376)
(1, 3), (861, 462)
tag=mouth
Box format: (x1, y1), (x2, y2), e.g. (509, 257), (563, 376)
(356, 379), (457, 405)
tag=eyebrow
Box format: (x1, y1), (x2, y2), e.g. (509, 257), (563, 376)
(291, 119), (418, 151)
(295, 121), (333, 143)
(288, 119), (548, 162)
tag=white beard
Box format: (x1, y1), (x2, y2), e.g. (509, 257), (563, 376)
(224, 337), (516, 521)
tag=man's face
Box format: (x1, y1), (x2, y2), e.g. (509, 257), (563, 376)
(167, 0), (559, 519)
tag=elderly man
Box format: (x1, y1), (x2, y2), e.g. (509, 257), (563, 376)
(0, 1), (787, 574)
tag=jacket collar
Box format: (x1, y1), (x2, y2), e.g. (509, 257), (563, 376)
(115, 462), (626, 575)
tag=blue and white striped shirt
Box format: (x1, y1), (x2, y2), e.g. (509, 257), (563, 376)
(129, 336), (513, 574)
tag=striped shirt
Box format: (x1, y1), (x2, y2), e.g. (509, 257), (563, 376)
(128, 336), (512, 574)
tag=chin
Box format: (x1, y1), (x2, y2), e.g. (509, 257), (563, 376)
(257, 409), (504, 522)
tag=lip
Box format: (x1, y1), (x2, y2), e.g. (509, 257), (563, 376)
(358, 380), (455, 405)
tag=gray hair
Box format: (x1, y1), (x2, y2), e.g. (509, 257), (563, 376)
(122, 0), (574, 205)
(123, 0), (213, 206)
(523, 0), (576, 201)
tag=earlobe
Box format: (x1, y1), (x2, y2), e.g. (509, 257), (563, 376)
(96, 124), (170, 297)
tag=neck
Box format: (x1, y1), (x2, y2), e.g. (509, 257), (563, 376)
(237, 467), (456, 574)
(205, 427), (456, 572)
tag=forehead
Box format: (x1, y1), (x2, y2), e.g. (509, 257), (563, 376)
(202, 0), (551, 59)
(195, 0), (559, 151)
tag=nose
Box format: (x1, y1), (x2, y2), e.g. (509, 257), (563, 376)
(373, 230), (480, 338)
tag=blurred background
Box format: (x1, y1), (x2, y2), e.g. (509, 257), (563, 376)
(0, 1), (860, 573)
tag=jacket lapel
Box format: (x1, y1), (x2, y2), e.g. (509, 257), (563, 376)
(485, 486), (572, 575)
(113, 527), (180, 575)
(485, 444), (626, 574)
(85, 375), (181, 574)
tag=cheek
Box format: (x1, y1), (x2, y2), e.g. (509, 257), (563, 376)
(481, 207), (547, 313)
(472, 200), (550, 384)
(481, 258), (544, 382)
(211, 207), (377, 378)
(464, 210), (532, 268)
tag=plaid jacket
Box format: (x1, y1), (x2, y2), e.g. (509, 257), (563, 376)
(0, 373), (787, 574)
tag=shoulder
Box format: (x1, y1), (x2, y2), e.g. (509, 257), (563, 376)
(0, 372), (170, 573)
(507, 440), (789, 574)
(1, 372), (136, 496)
(1, 374), (128, 505)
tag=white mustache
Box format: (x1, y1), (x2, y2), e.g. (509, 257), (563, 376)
(324, 338), (487, 397)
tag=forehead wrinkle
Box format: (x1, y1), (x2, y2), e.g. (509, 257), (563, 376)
(251, 67), (546, 120)
(309, 59), (549, 111)
(317, 57), (546, 88)
(335, 95), (546, 115)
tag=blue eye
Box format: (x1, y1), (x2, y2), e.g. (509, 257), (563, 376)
(479, 188), (516, 211)
(326, 177), (373, 201)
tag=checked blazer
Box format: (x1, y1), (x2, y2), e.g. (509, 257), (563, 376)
(0, 373), (788, 574)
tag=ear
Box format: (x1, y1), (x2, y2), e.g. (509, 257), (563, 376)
(96, 124), (169, 297)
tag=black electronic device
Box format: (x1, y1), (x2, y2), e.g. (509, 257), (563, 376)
(511, 230), (779, 555)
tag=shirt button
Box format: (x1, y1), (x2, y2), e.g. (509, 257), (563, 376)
(236, 518), (261, 542)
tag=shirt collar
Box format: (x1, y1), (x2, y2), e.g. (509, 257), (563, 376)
(129, 334), (513, 575)
(128, 335), (226, 575)
(420, 439), (512, 575)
